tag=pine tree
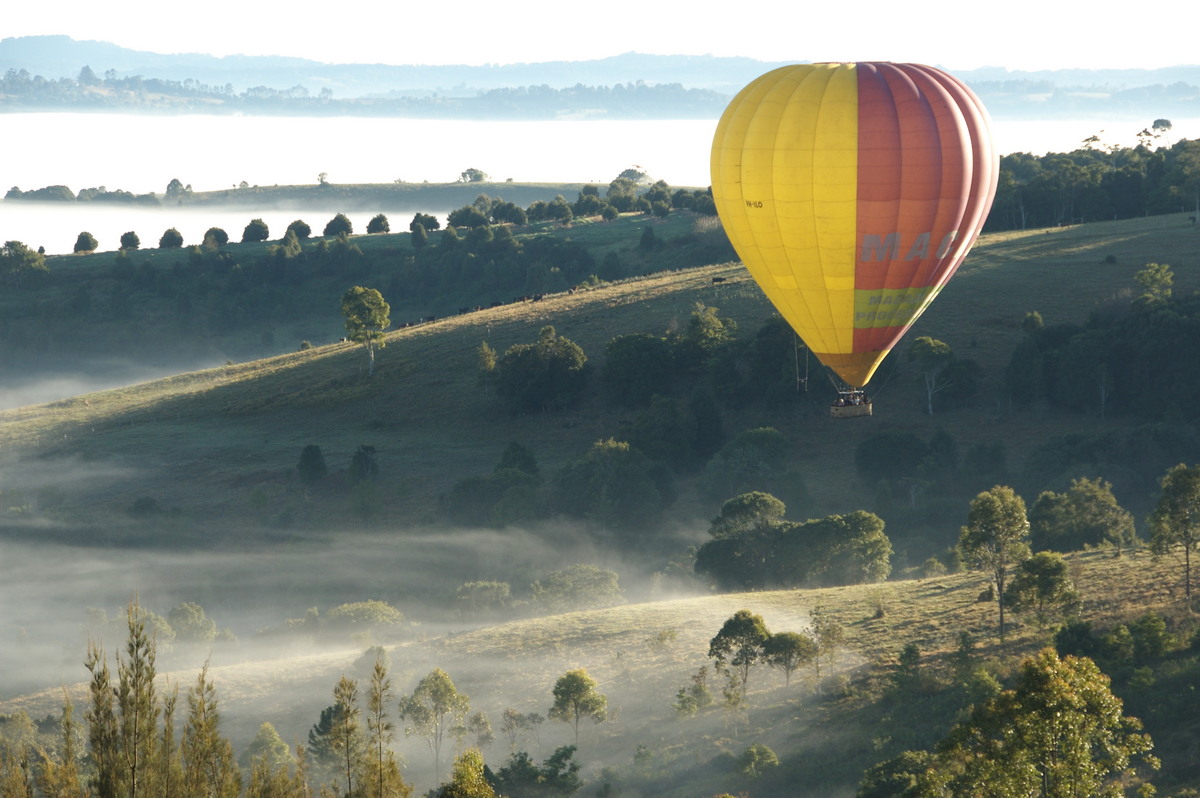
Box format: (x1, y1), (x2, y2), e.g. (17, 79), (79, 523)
(85, 641), (121, 798)
(330, 676), (363, 798)
(37, 695), (86, 798)
(364, 657), (410, 798)
(181, 664), (241, 798)
(157, 683), (184, 798)
(116, 603), (159, 798)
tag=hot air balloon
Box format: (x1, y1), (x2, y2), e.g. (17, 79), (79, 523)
(710, 62), (998, 416)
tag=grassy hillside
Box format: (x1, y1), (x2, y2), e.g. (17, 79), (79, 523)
(3, 211), (1197, 538)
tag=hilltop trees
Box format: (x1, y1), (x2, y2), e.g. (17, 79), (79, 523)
(74, 231), (98, 253)
(324, 213), (353, 237)
(341, 286), (391, 376)
(158, 227), (184, 249)
(242, 218), (270, 243)
(0, 240), (48, 286)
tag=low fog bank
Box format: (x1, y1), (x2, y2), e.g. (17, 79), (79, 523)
(0, 361), (224, 411)
(0, 518), (703, 697)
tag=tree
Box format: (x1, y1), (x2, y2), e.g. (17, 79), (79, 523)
(85, 641), (120, 798)
(366, 214), (390, 234)
(959, 485), (1031, 639)
(411, 223), (429, 250)
(168, 602), (217, 644)
(709, 609), (771, 696)
(297, 445), (327, 488)
(1005, 551), (1080, 629)
(549, 439), (671, 533)
(241, 723), (291, 772)
(115, 603), (159, 798)
(448, 205), (489, 228)
(931, 649), (1157, 796)
(38, 696), (86, 798)
(738, 744), (779, 778)
(119, 231), (140, 250)
(1030, 477), (1135, 554)
(459, 168), (489, 183)
(410, 212), (440, 232)
(286, 219), (311, 239)
(435, 748), (494, 798)
(908, 336), (953, 415)
(399, 669), (470, 783)
(341, 286), (391, 376)
(329, 676), (362, 798)
(549, 669), (608, 745)
(202, 227), (228, 248)
(709, 491), (787, 539)
(73, 231), (98, 253)
(530, 564), (623, 612)
(1134, 262), (1173, 302)
(495, 326), (590, 413)
(181, 663), (241, 798)
(349, 444), (379, 484)
(763, 631), (818, 687)
(242, 218), (270, 243)
(601, 333), (675, 407)
(810, 606), (845, 691)
(1150, 462), (1200, 603)
(491, 746), (581, 798)
(0, 240), (48, 286)
(159, 228), (184, 249)
(324, 213), (354, 237)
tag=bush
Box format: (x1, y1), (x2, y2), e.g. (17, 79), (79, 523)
(323, 213), (353, 237)
(158, 227), (184, 249)
(73, 231), (98, 253)
(366, 213), (390, 234)
(119, 231), (140, 250)
(242, 217), (270, 243)
(203, 227), (229, 247)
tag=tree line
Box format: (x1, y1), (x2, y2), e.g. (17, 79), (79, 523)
(0, 67), (726, 118)
(985, 126), (1200, 230)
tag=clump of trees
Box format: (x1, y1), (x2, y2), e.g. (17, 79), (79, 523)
(860, 649), (1158, 796)
(694, 492), (892, 590)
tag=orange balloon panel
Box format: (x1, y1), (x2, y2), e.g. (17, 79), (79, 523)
(710, 62), (998, 388)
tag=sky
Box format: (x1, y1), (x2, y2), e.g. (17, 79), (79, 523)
(5, 0), (1195, 72)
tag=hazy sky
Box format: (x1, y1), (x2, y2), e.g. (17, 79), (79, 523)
(6, 0), (1191, 71)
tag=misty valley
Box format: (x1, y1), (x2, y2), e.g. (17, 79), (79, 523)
(4, 163), (1200, 795)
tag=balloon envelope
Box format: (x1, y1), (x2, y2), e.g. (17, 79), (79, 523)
(710, 62), (998, 388)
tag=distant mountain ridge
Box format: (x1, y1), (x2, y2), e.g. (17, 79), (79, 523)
(3, 35), (1199, 120)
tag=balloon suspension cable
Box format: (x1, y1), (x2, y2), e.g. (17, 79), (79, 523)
(793, 335), (809, 392)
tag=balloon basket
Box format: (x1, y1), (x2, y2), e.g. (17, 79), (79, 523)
(831, 390), (872, 418)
